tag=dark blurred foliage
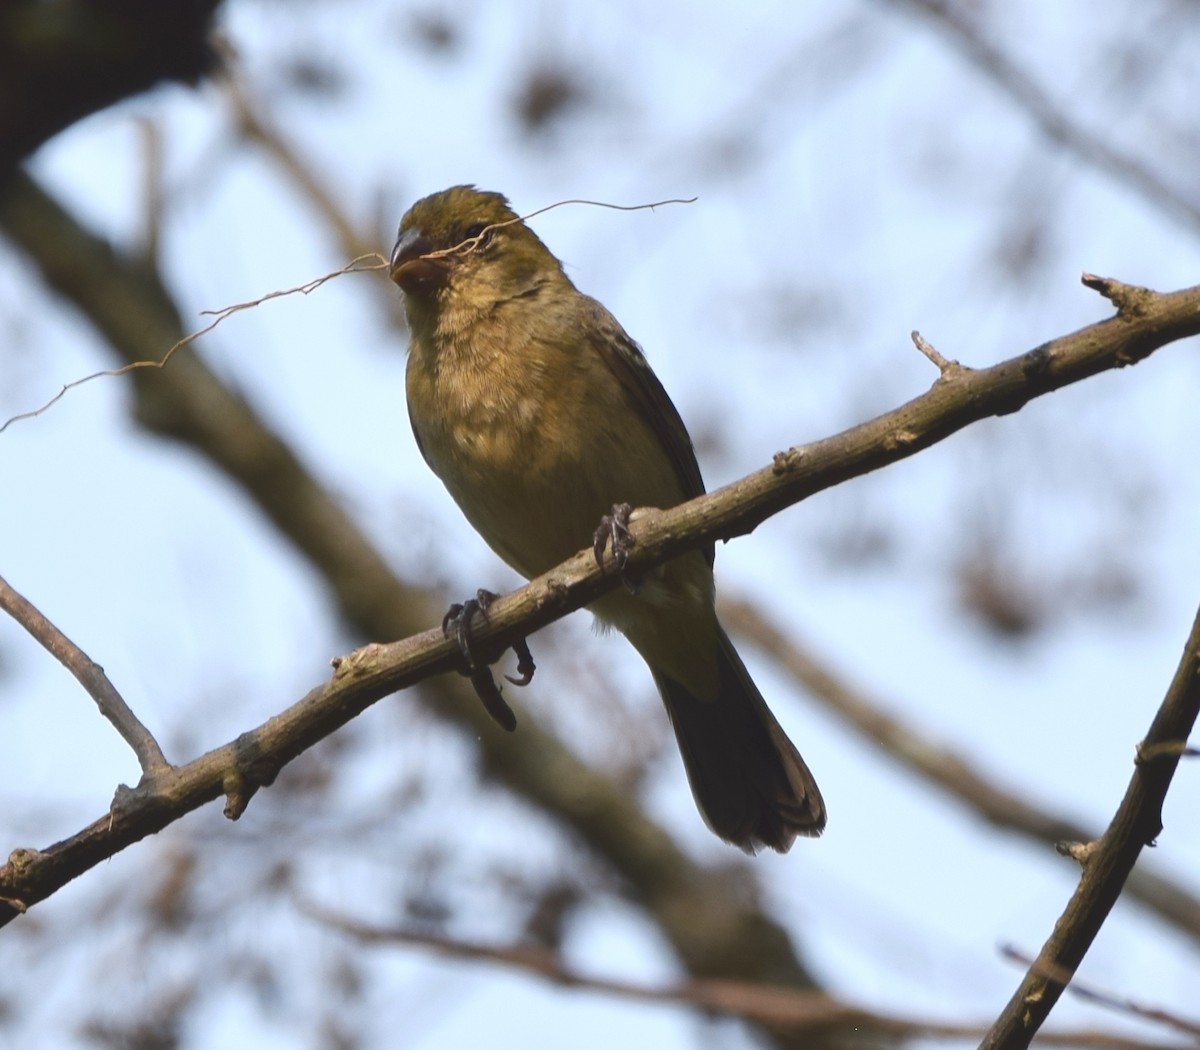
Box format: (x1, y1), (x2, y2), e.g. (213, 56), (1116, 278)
(511, 60), (595, 136)
(0, 0), (224, 172)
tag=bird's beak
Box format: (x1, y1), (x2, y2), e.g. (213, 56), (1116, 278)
(389, 227), (447, 295)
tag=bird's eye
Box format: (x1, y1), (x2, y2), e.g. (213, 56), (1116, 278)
(463, 222), (493, 246)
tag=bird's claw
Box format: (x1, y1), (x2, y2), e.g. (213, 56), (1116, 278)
(593, 502), (639, 592)
(441, 589), (534, 731)
(467, 667), (518, 732)
(504, 637), (536, 687)
(442, 589), (498, 672)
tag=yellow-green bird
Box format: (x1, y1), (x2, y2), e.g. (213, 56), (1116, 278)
(390, 185), (825, 852)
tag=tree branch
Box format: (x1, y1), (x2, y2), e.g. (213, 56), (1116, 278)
(981, 602), (1200, 1050)
(0, 573), (169, 775)
(3, 169), (1200, 1050)
(1, 249), (1196, 924)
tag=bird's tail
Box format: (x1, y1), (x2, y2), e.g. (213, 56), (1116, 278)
(653, 626), (825, 853)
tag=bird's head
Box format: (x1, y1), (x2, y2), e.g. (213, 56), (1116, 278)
(389, 186), (566, 330)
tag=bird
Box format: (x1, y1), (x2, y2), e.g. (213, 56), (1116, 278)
(389, 185), (825, 852)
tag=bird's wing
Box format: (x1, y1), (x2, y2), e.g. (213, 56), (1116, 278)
(408, 415), (430, 469)
(582, 298), (714, 565)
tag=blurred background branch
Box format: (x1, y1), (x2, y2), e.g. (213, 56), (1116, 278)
(722, 596), (1200, 947)
(891, 0), (1200, 232)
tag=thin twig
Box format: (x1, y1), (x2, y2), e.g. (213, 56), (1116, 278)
(0, 574), (169, 775)
(911, 329), (960, 375)
(520, 195), (698, 220)
(0, 254), (386, 433)
(198, 254), (386, 318)
(409, 196), (698, 265)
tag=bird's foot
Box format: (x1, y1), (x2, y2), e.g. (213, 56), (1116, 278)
(441, 589), (535, 732)
(593, 503), (639, 593)
(442, 589), (499, 672)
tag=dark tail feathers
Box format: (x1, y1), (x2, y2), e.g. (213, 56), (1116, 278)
(654, 627), (825, 853)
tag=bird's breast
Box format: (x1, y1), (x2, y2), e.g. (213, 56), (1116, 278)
(406, 335), (605, 576)
(406, 325), (688, 584)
